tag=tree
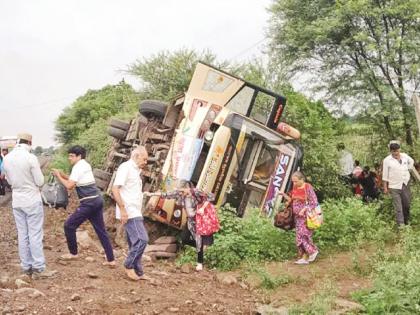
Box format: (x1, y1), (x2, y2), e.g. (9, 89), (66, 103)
(284, 90), (350, 198)
(75, 118), (111, 169)
(128, 49), (228, 101)
(268, 0), (420, 146)
(55, 81), (139, 144)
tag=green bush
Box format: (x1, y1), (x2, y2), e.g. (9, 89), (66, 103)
(354, 229), (420, 314)
(177, 205), (295, 271)
(206, 206), (296, 270)
(74, 118), (112, 169)
(284, 91), (351, 199)
(55, 82), (139, 144)
(409, 186), (420, 226)
(354, 189), (420, 314)
(178, 197), (396, 270)
(249, 266), (293, 290)
(47, 150), (71, 174)
(314, 198), (394, 250)
(289, 281), (338, 315)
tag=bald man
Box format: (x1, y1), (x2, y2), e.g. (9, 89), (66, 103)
(112, 146), (151, 281)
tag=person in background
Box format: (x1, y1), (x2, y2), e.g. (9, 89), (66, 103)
(373, 162), (383, 191)
(337, 143), (354, 185)
(382, 142), (414, 226)
(352, 160), (363, 197)
(2, 148), (8, 156)
(352, 160), (363, 177)
(2, 133), (56, 278)
(146, 182), (216, 271)
(282, 171), (319, 265)
(359, 166), (379, 202)
(1, 148), (11, 192)
(52, 145), (115, 266)
(0, 153), (5, 196)
(112, 146), (151, 281)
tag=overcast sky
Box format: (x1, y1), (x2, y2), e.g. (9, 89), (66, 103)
(0, 0), (272, 147)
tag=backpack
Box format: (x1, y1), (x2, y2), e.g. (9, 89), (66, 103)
(274, 205), (295, 231)
(41, 176), (69, 209)
(195, 201), (220, 236)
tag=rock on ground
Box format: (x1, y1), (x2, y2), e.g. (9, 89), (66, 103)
(15, 287), (46, 298)
(328, 298), (364, 315)
(256, 304), (288, 315)
(76, 230), (101, 250)
(145, 243), (177, 253)
(149, 251), (177, 260)
(215, 274), (238, 286)
(153, 236), (177, 244)
(14, 279), (30, 289)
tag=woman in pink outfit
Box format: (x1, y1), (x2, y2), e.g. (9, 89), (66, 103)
(283, 171), (319, 265)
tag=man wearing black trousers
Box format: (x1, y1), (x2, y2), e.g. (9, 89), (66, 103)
(53, 145), (115, 266)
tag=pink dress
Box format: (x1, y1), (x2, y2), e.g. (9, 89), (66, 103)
(291, 183), (318, 257)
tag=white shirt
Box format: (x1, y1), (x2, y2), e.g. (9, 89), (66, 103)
(3, 144), (44, 208)
(69, 159), (96, 185)
(382, 153), (414, 189)
(69, 159), (99, 200)
(338, 150), (354, 176)
(113, 159), (143, 219)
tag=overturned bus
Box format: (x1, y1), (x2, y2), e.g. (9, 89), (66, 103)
(94, 62), (303, 229)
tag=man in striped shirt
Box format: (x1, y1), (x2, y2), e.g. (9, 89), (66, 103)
(53, 145), (115, 266)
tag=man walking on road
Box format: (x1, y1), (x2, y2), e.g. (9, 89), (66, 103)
(52, 145), (115, 266)
(382, 142), (414, 226)
(112, 146), (151, 281)
(2, 133), (55, 278)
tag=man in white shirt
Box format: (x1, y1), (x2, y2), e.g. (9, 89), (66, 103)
(3, 133), (56, 278)
(382, 142), (414, 225)
(112, 146), (150, 281)
(337, 143), (354, 182)
(53, 145), (115, 266)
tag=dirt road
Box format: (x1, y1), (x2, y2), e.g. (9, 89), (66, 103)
(0, 191), (370, 315)
(0, 196), (262, 315)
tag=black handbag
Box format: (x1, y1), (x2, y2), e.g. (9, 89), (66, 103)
(41, 175), (69, 209)
(180, 226), (196, 247)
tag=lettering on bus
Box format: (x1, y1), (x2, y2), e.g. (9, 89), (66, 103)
(272, 154), (289, 191)
(201, 145), (223, 190)
(263, 153), (291, 216)
(213, 144), (234, 200)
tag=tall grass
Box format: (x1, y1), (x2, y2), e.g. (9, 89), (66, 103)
(354, 186), (420, 314)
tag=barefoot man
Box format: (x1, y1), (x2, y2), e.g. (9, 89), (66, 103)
(112, 146), (151, 281)
(52, 145), (115, 266)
